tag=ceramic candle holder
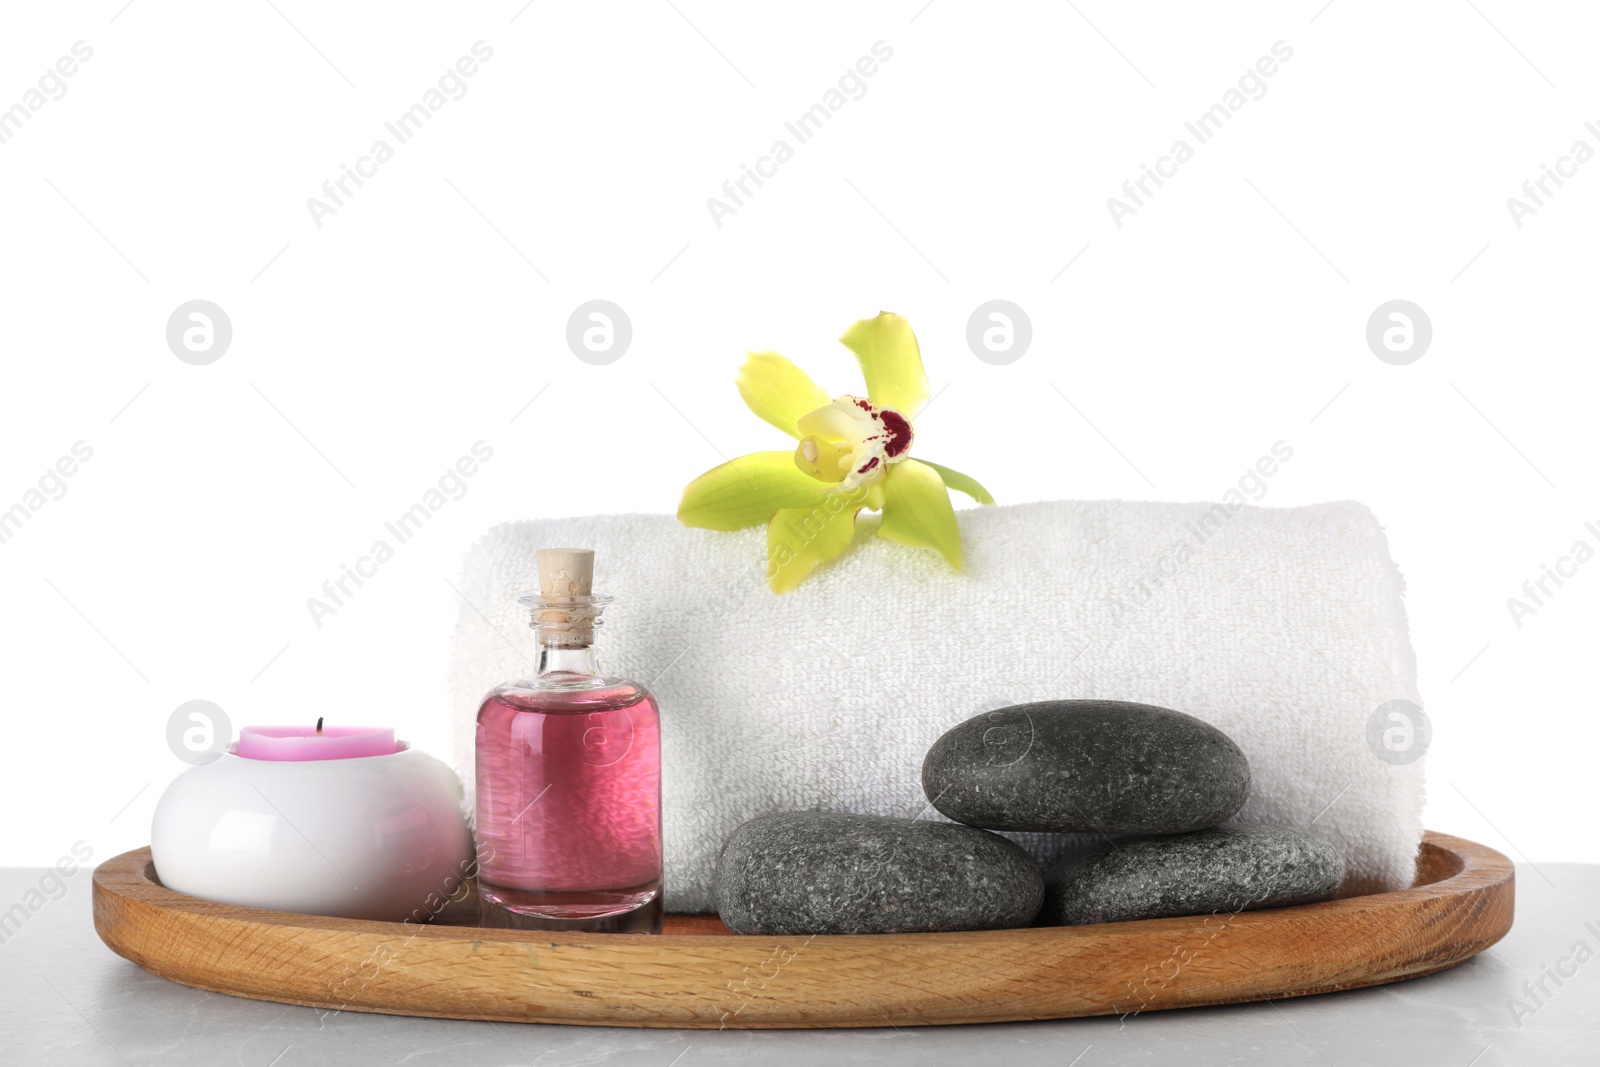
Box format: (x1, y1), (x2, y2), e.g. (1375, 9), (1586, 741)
(151, 743), (474, 922)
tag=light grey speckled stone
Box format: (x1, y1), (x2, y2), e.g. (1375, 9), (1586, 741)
(923, 699), (1251, 834)
(1044, 826), (1344, 925)
(715, 812), (1044, 935)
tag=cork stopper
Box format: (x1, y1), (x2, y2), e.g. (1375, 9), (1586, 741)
(532, 548), (599, 645)
(537, 548), (594, 600)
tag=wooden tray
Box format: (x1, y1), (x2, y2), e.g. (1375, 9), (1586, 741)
(92, 831), (1513, 1029)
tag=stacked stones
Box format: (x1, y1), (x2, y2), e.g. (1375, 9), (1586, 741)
(715, 700), (1343, 935)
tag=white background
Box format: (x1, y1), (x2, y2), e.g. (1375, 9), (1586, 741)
(1, 1), (1594, 871)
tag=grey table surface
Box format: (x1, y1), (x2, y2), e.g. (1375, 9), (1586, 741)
(1, 863), (1596, 1067)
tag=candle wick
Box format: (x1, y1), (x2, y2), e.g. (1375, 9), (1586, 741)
(316, 716), (324, 735)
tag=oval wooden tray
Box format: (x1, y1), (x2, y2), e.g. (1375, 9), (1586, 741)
(93, 831), (1512, 1029)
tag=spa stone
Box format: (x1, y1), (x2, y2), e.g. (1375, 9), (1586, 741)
(922, 699), (1250, 834)
(714, 812), (1044, 935)
(1043, 826), (1344, 925)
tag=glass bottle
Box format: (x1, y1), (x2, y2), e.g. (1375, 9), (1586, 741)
(475, 548), (663, 933)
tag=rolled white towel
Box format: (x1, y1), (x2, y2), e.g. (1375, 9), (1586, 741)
(449, 499), (1425, 914)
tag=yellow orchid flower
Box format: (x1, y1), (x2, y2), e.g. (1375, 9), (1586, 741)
(677, 312), (994, 592)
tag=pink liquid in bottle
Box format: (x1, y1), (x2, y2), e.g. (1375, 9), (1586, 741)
(476, 681), (662, 931)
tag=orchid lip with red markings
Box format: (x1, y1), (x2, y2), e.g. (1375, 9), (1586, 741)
(878, 408), (913, 458)
(794, 395), (915, 490)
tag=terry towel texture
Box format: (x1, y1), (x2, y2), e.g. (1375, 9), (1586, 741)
(449, 500), (1425, 914)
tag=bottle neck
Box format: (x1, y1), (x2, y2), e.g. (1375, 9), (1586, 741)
(535, 635), (601, 680)
(520, 592), (611, 686)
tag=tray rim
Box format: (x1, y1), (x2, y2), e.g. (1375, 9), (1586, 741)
(92, 830), (1515, 1029)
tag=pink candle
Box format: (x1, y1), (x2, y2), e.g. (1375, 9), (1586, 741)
(236, 720), (400, 761)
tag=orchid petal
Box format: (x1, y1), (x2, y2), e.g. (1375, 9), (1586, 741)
(876, 458), (963, 569)
(737, 352), (831, 438)
(919, 459), (996, 505)
(678, 451), (828, 531)
(767, 495), (861, 593)
(838, 312), (930, 416)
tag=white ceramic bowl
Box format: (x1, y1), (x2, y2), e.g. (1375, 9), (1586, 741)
(151, 744), (474, 922)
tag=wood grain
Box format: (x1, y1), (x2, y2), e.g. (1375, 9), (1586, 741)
(92, 831), (1513, 1029)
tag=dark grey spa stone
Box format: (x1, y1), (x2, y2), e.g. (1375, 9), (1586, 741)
(922, 699), (1250, 834)
(1043, 826), (1344, 925)
(715, 812), (1044, 935)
